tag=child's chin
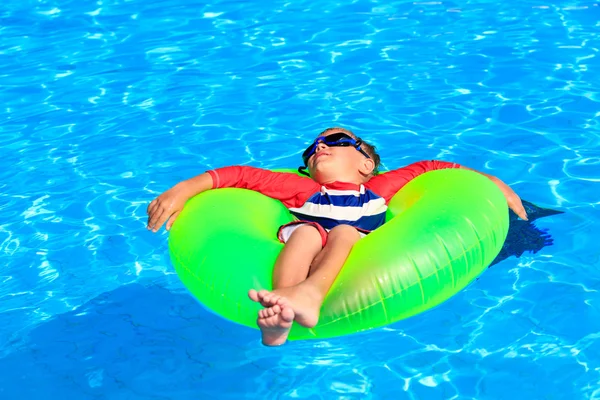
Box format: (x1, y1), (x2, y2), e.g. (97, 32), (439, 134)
(313, 162), (333, 172)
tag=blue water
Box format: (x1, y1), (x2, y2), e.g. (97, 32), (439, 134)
(1, 0), (598, 398)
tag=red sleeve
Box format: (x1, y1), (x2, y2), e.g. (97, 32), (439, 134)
(207, 166), (320, 208)
(365, 160), (461, 203)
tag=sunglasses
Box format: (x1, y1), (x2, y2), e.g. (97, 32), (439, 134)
(301, 132), (372, 166)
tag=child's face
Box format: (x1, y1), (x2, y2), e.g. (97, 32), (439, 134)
(306, 130), (374, 183)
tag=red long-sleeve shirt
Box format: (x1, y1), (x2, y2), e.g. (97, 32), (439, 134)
(207, 160), (460, 233)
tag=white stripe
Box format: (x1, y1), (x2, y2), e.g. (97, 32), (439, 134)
(290, 197), (387, 221)
(323, 188), (362, 197)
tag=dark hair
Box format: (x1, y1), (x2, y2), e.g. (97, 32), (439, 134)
(319, 127), (381, 175)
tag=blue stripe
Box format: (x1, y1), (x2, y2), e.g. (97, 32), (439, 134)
(289, 211), (386, 232)
(306, 189), (383, 207)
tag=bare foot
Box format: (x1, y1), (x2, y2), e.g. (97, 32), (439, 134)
(249, 290), (295, 346)
(249, 284), (323, 329)
(257, 304), (295, 346)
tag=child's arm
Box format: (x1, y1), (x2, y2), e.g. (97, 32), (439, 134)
(459, 166), (528, 220)
(146, 172), (213, 232)
(146, 166), (319, 232)
(366, 160), (528, 220)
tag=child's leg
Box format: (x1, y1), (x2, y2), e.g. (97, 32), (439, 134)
(248, 224), (322, 303)
(248, 224), (323, 346)
(251, 224), (361, 346)
(272, 224), (323, 289)
(301, 224), (361, 297)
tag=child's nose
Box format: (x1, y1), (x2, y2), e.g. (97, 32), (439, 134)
(316, 142), (328, 151)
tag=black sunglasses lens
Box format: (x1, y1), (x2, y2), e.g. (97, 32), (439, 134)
(301, 133), (356, 165)
(323, 132), (351, 144)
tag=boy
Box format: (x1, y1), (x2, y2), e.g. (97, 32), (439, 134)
(147, 127), (527, 346)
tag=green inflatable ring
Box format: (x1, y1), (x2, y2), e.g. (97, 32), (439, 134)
(168, 168), (509, 340)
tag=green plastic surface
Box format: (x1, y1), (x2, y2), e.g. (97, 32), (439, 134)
(168, 168), (509, 340)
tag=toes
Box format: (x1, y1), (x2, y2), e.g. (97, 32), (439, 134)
(248, 289), (260, 302)
(270, 304), (281, 315)
(263, 293), (285, 307)
(253, 290), (289, 309)
(258, 304), (282, 320)
(261, 292), (276, 305)
(271, 295), (288, 308)
(256, 290), (270, 301)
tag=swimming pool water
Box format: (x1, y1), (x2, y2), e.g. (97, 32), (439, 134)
(1, 0), (599, 398)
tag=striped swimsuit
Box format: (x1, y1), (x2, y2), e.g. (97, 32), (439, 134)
(207, 160), (459, 246)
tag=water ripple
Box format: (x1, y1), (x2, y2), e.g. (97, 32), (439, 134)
(0, 0), (598, 398)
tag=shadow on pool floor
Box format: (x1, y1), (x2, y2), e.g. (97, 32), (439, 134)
(0, 283), (267, 399)
(0, 201), (564, 399)
(490, 199), (564, 267)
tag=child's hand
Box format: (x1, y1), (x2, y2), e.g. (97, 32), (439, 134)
(505, 190), (528, 221)
(488, 177), (528, 220)
(460, 166), (528, 221)
(146, 172), (213, 232)
(146, 184), (190, 232)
